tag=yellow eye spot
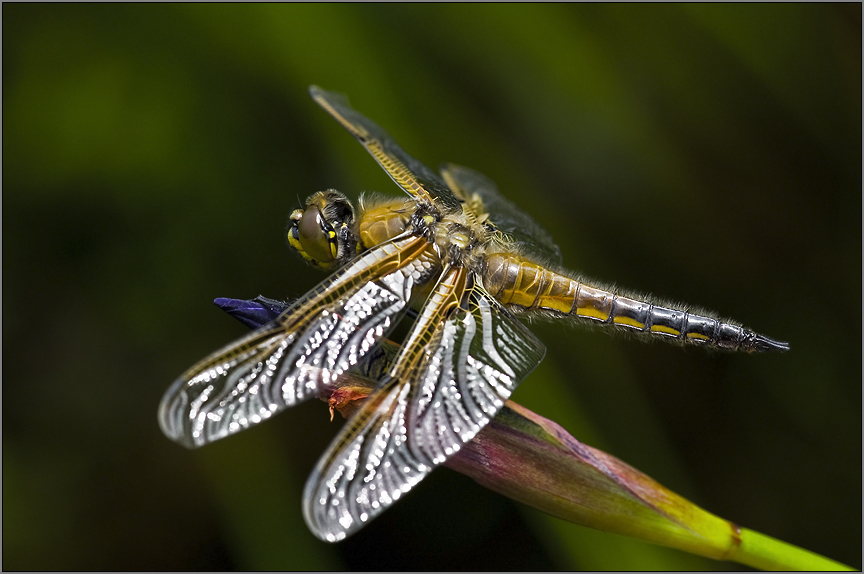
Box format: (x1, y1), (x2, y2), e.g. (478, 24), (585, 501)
(329, 235), (339, 259)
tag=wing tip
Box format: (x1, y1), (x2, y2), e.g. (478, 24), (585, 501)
(301, 475), (351, 543)
(157, 376), (198, 449)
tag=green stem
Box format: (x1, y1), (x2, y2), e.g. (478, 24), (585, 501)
(728, 528), (854, 571)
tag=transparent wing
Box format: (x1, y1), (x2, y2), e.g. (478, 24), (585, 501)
(302, 271), (545, 541)
(310, 85), (462, 213)
(441, 163), (562, 265)
(158, 235), (430, 448)
(408, 286), (546, 463)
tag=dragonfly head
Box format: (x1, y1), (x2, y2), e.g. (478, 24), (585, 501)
(287, 190), (358, 270)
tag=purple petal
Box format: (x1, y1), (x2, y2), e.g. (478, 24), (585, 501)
(214, 296), (288, 329)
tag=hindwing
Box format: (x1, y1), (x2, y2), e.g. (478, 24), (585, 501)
(302, 269), (545, 541)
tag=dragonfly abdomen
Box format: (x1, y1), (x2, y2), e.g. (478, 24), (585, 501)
(483, 254), (788, 353)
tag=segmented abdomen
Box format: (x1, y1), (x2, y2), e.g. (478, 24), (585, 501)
(482, 254), (788, 353)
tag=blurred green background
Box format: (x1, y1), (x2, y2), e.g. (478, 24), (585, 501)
(4, 4), (860, 571)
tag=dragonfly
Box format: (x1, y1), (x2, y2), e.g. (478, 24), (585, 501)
(159, 86), (789, 543)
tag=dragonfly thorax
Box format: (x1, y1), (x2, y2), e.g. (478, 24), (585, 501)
(432, 216), (488, 271)
(355, 194), (415, 249)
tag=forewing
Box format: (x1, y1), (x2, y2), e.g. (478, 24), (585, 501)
(302, 277), (545, 541)
(441, 163), (562, 265)
(310, 86), (462, 213)
(158, 238), (428, 449)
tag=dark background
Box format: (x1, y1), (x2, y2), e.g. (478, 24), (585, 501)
(4, 4), (860, 570)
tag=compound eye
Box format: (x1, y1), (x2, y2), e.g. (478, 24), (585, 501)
(298, 205), (336, 264)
